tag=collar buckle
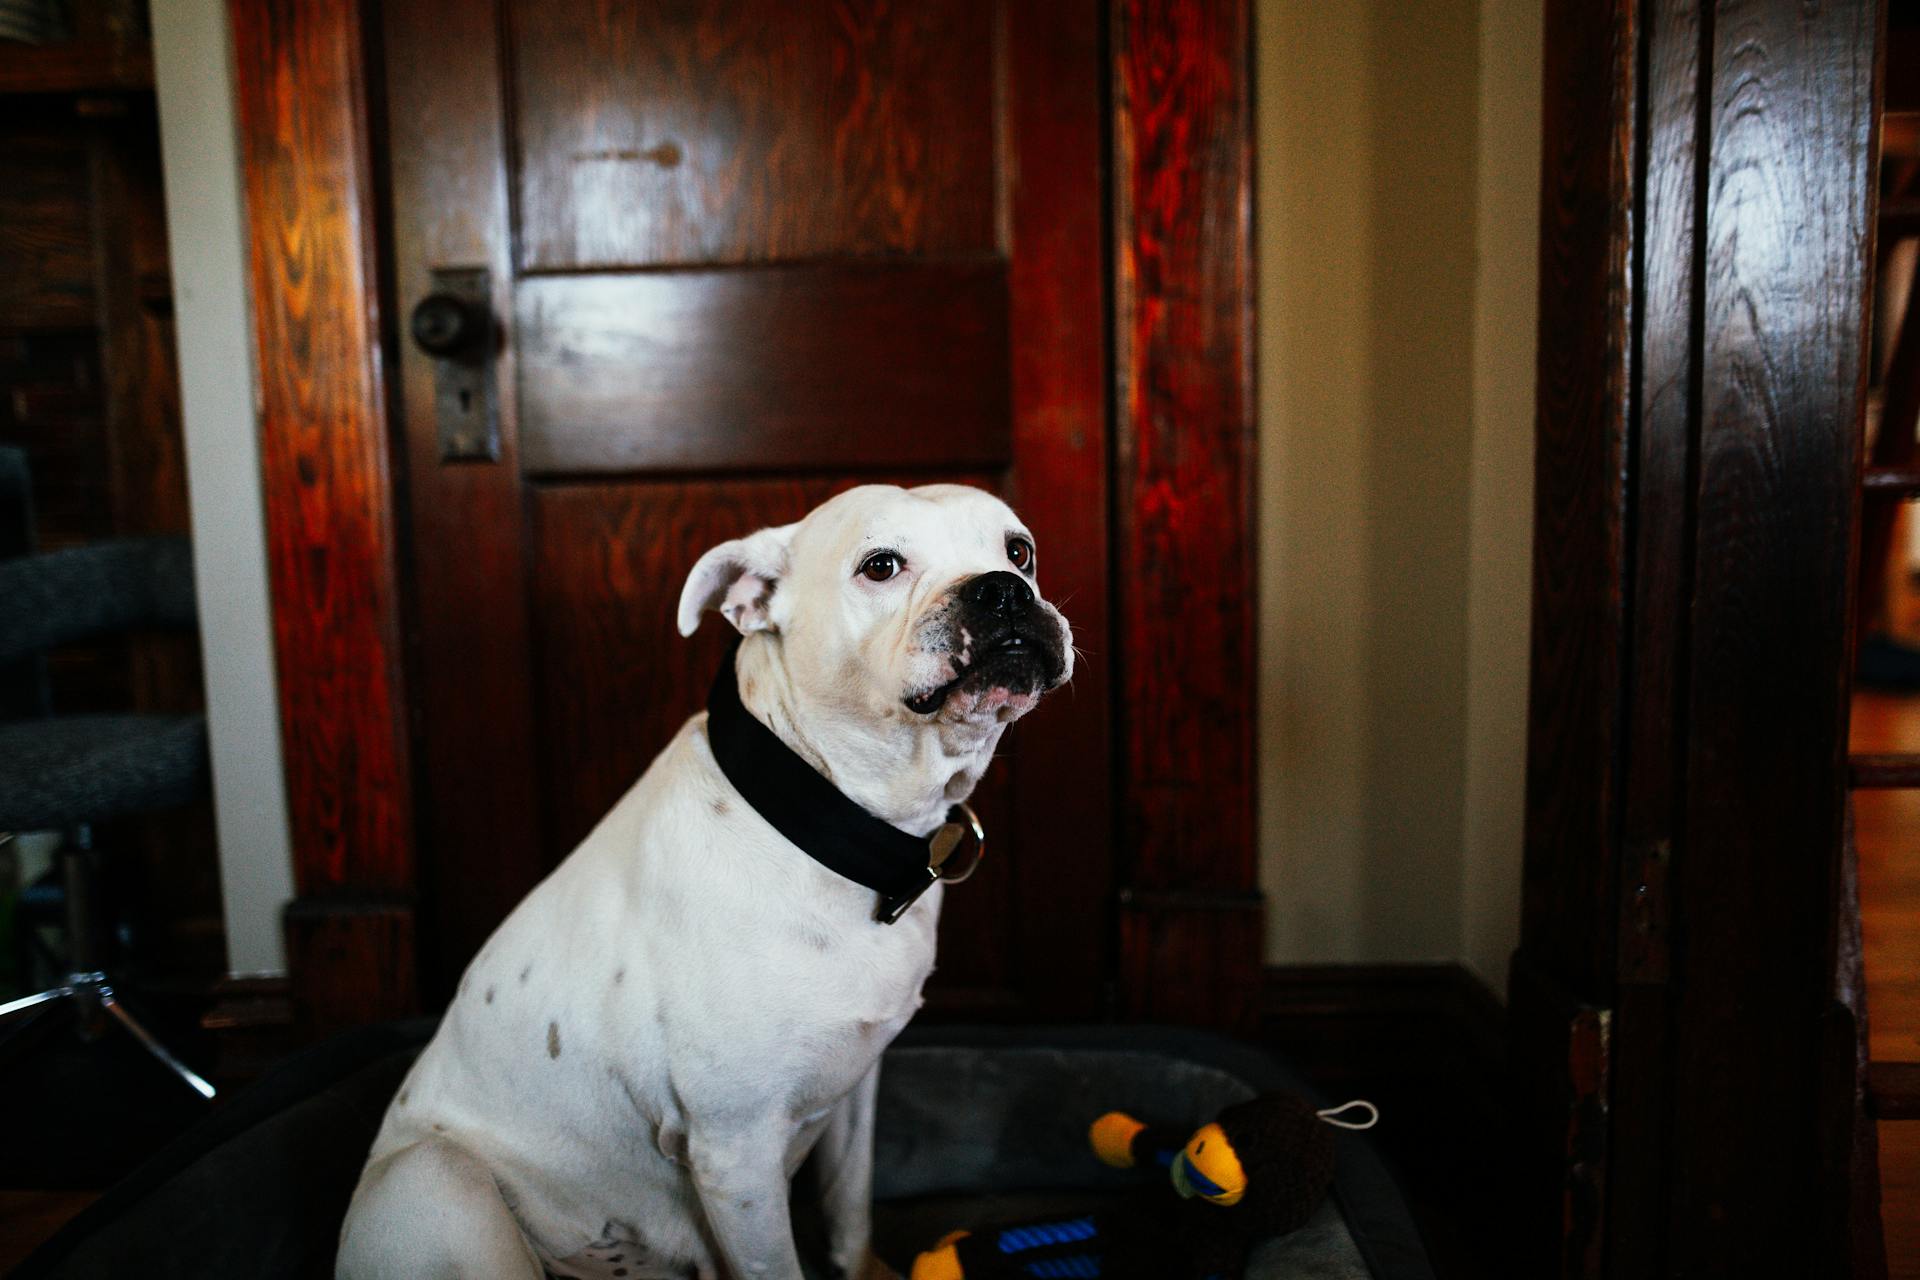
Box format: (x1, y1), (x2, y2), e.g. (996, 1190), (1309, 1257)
(873, 801), (986, 924)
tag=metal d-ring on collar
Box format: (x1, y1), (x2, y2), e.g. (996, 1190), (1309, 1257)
(705, 640), (989, 926)
(877, 799), (986, 925)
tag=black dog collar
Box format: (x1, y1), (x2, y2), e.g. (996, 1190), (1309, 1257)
(705, 643), (985, 925)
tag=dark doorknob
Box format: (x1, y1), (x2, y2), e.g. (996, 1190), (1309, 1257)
(410, 292), (482, 358)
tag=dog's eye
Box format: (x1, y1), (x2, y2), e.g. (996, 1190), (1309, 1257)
(859, 551), (903, 582)
(1007, 537), (1034, 572)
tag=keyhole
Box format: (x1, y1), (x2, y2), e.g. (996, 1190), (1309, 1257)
(459, 387), (472, 414)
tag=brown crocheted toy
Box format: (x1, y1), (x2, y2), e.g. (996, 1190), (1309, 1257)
(910, 1091), (1372, 1280)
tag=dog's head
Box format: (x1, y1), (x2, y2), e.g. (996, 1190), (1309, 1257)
(677, 484), (1073, 727)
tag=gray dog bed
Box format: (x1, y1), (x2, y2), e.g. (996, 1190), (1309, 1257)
(16, 1023), (1433, 1279)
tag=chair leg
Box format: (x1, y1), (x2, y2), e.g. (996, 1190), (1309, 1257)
(97, 981), (216, 1099)
(0, 982), (75, 1020)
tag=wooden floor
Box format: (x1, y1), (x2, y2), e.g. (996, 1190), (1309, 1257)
(1856, 684), (1920, 1277)
(1858, 558), (1920, 1274)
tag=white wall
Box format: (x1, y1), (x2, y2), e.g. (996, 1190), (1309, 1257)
(1460, 0), (1542, 993)
(1257, 0), (1540, 994)
(152, 0), (295, 977)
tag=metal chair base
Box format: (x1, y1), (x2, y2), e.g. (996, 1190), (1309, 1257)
(0, 970), (217, 1099)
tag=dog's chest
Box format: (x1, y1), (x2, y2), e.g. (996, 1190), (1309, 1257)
(751, 899), (935, 1043)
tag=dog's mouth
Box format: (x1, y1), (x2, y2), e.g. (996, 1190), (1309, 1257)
(904, 627), (1064, 716)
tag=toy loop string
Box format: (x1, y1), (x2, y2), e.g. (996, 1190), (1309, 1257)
(1315, 1100), (1379, 1131)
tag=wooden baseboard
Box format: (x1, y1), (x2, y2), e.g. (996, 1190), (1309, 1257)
(283, 898), (418, 1037)
(1118, 891), (1266, 1032)
(199, 973), (298, 1086)
(1260, 962), (1507, 1083)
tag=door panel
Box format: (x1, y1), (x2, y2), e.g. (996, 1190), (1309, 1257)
(516, 265), (1010, 474)
(508, 0), (999, 271)
(386, 0), (1109, 1017)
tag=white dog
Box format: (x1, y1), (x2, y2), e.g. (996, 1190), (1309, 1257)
(336, 484), (1073, 1280)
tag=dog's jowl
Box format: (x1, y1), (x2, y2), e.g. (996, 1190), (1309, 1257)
(337, 485), (1073, 1280)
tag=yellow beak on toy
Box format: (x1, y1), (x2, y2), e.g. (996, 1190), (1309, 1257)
(1090, 1111), (1149, 1168)
(909, 1229), (971, 1280)
(1169, 1121), (1247, 1206)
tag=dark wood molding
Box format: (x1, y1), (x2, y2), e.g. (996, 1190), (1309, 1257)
(199, 973), (298, 1085)
(1521, 0), (1636, 1019)
(229, 0), (418, 1026)
(1668, 2), (1874, 1272)
(379, 0), (540, 1001)
(1521, 0), (1880, 1273)
(1110, 0), (1260, 1030)
(0, 38), (153, 96)
(283, 898), (417, 1035)
(1261, 962), (1506, 1084)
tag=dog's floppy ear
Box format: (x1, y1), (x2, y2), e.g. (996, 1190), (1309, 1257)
(677, 523), (798, 637)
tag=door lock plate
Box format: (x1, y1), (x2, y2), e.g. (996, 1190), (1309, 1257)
(420, 267), (499, 463)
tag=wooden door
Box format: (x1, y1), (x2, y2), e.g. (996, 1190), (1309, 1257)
(1516, 0), (1879, 1273)
(380, 0), (1111, 1017)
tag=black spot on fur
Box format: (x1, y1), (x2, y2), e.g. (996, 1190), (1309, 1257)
(396, 1089), (409, 1106)
(547, 1021), (562, 1059)
(613, 968), (625, 984)
(485, 985), (496, 1004)
(711, 797), (729, 816)
(520, 963), (532, 984)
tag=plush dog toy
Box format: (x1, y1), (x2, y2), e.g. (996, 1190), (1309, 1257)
(910, 1093), (1375, 1280)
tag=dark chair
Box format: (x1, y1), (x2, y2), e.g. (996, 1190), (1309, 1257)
(0, 516), (216, 1099)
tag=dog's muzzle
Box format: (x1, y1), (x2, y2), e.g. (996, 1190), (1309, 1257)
(904, 571), (1068, 715)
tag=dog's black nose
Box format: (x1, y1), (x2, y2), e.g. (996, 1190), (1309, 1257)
(961, 570), (1035, 616)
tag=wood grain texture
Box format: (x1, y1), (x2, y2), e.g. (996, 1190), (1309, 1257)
(516, 265), (1011, 476)
(1607, 2), (1698, 1271)
(1525, 2), (1881, 1271)
(1110, 0), (1259, 1022)
(0, 38), (152, 95)
(1512, 2), (1637, 1261)
(283, 900), (417, 1035)
(1666, 2), (1876, 1268)
(0, 125), (97, 331)
(387, 0), (1113, 1018)
(507, 0), (996, 271)
(1117, 893), (1261, 1031)
(382, 0), (543, 998)
(230, 0), (415, 904)
(1520, 0), (1636, 1003)
(997, 0), (1111, 1019)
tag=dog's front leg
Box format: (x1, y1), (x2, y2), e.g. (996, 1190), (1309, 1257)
(689, 1122), (806, 1280)
(812, 1062), (882, 1279)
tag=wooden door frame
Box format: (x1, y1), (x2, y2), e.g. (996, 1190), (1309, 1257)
(229, 0), (417, 1034)
(230, 0), (1260, 1033)
(1517, 0), (1880, 1273)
